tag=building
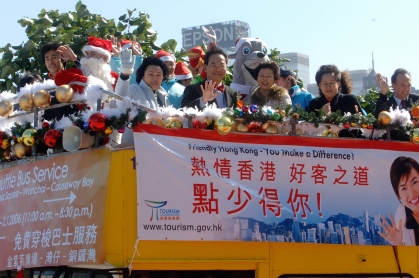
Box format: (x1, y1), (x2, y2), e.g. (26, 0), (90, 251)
(280, 52), (310, 89)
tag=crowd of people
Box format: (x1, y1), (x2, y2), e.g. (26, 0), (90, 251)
(17, 34), (415, 136)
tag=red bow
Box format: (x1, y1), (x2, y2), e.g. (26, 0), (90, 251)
(215, 84), (225, 92)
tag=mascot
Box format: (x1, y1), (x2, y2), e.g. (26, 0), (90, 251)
(228, 38), (270, 99)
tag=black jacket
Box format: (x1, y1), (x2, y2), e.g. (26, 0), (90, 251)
(374, 93), (419, 118)
(307, 93), (362, 115)
(181, 80), (240, 109)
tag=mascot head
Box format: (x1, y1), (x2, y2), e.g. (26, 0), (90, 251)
(228, 38), (270, 86)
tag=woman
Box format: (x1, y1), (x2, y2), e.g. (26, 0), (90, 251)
(115, 55), (170, 110)
(379, 156), (419, 246)
(307, 65), (362, 115)
(248, 61), (291, 110)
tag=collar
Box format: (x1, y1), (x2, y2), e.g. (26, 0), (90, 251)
(393, 95), (406, 106)
(289, 85), (301, 98)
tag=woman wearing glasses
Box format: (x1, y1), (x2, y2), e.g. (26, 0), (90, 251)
(248, 61), (291, 110)
(307, 64), (362, 115)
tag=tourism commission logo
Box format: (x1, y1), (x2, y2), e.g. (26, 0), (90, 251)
(144, 200), (180, 221)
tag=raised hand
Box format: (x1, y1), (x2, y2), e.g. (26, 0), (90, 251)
(119, 48), (135, 76)
(131, 37), (143, 56)
(377, 214), (403, 246)
(200, 80), (220, 104)
(375, 73), (389, 95)
(321, 102), (331, 114)
(57, 45), (77, 61)
(110, 35), (121, 57)
(202, 26), (217, 44)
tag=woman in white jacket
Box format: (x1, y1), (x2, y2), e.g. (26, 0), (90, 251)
(116, 50), (170, 110)
(379, 156), (419, 245)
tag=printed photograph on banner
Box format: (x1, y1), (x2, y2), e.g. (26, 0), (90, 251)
(0, 148), (111, 270)
(134, 130), (419, 246)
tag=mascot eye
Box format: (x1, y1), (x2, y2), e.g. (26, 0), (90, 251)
(242, 47), (250, 55)
(262, 46), (267, 54)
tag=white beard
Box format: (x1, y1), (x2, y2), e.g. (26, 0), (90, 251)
(80, 57), (115, 92)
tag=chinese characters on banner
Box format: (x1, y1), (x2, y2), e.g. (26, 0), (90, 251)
(0, 148), (111, 270)
(134, 126), (418, 245)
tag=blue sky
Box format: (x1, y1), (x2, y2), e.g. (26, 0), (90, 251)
(1, 0), (418, 88)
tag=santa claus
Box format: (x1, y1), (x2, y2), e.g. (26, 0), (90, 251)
(54, 36), (119, 93)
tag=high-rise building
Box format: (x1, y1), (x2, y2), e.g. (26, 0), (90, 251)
(307, 228), (317, 243)
(363, 209), (370, 233)
(351, 233), (359, 245)
(334, 224), (344, 244)
(343, 226), (351, 245)
(357, 230), (365, 245)
(327, 221), (335, 232)
(280, 52), (310, 89)
(292, 220), (301, 242)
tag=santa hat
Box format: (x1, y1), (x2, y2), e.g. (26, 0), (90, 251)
(120, 39), (132, 50)
(175, 62), (193, 80)
(82, 36), (112, 62)
(155, 50), (175, 63)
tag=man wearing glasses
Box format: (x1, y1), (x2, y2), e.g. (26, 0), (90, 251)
(275, 67), (314, 110)
(181, 46), (240, 109)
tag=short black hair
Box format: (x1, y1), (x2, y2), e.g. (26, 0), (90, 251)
(136, 57), (168, 84)
(315, 64), (353, 96)
(17, 70), (43, 92)
(391, 68), (410, 84)
(253, 61), (280, 80)
(390, 156), (419, 199)
(40, 42), (66, 68)
(204, 46), (228, 65)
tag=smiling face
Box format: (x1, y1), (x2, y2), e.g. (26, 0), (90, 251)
(163, 61), (175, 78)
(393, 73), (412, 100)
(204, 54), (227, 84)
(257, 68), (275, 91)
(44, 50), (64, 77)
(398, 168), (419, 214)
(142, 65), (163, 91)
(319, 73), (340, 101)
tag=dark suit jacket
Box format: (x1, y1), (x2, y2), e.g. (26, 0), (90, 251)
(307, 93), (362, 115)
(181, 80), (240, 109)
(374, 93), (419, 118)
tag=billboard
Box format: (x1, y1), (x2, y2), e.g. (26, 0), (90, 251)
(134, 125), (418, 246)
(182, 20), (250, 50)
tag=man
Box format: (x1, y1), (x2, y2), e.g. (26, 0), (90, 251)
(54, 36), (119, 93)
(275, 67), (314, 110)
(181, 46), (240, 109)
(39, 43), (80, 121)
(375, 68), (418, 118)
(375, 68), (418, 141)
(155, 50), (185, 109)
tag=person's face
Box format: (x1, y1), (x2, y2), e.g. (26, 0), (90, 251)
(85, 50), (107, 61)
(163, 61), (175, 78)
(257, 68), (275, 91)
(393, 73), (411, 100)
(398, 168), (419, 214)
(204, 54), (227, 84)
(275, 76), (290, 89)
(142, 65), (163, 91)
(44, 50), (64, 76)
(319, 73), (340, 100)
(180, 78), (192, 87)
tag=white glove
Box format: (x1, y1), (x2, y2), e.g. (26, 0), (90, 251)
(120, 48), (136, 76)
(202, 26), (216, 44)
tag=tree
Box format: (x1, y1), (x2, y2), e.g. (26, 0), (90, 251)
(0, 1), (178, 93)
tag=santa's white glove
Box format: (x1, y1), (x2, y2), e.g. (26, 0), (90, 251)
(202, 26), (216, 44)
(120, 48), (136, 76)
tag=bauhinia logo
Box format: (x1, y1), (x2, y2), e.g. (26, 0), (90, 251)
(144, 200), (167, 221)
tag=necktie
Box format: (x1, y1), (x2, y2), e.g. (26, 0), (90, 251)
(401, 99), (406, 109)
(215, 84), (225, 92)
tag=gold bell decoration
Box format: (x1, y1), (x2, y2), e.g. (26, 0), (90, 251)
(215, 116), (232, 135)
(145, 117), (165, 127)
(104, 126), (113, 135)
(166, 117), (183, 128)
(22, 129), (39, 147)
(55, 85), (74, 103)
(378, 111), (392, 126)
(0, 100), (13, 117)
(261, 121), (279, 134)
(233, 118), (248, 133)
(19, 94), (34, 111)
(14, 143), (27, 158)
(33, 90), (51, 107)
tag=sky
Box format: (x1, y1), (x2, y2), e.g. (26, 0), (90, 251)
(0, 0), (418, 88)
